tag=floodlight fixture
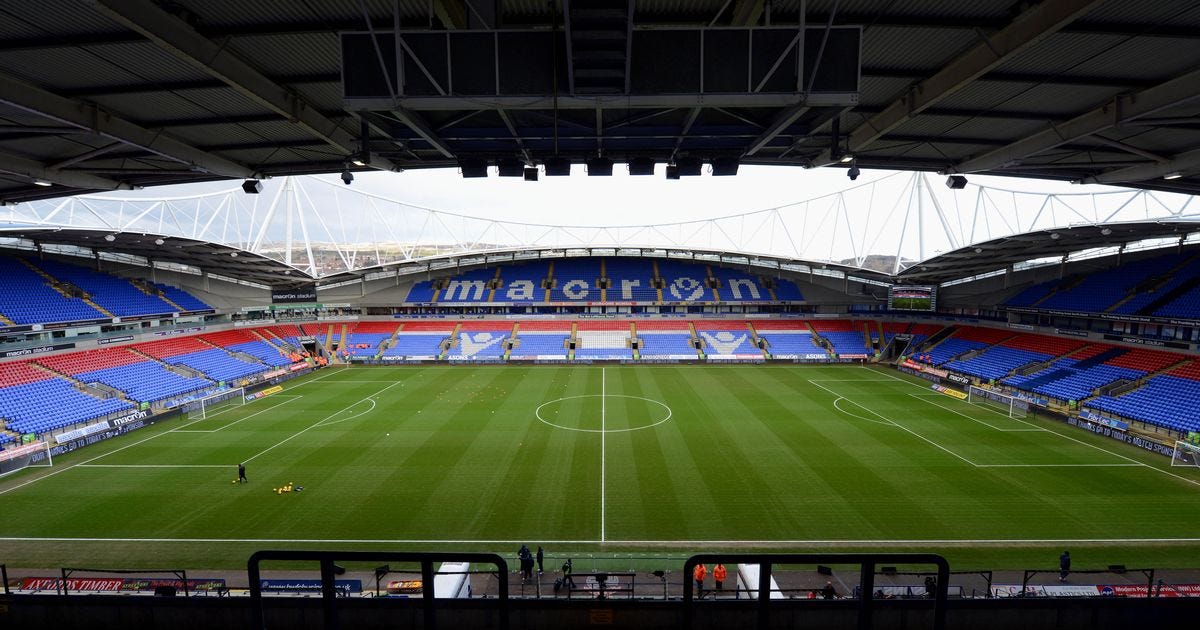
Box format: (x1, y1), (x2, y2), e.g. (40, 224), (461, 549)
(586, 156), (614, 176)
(544, 157), (571, 176)
(458, 158), (489, 178)
(497, 158), (525, 178)
(1101, 227), (1112, 236)
(838, 154), (855, 164)
(675, 156), (702, 176)
(104, 234), (116, 242)
(32, 178), (52, 187)
(154, 238), (165, 245)
(711, 157), (739, 176)
(1164, 171), (1183, 180)
(628, 157), (655, 176)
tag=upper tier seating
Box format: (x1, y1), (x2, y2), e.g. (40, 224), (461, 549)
(0, 257), (105, 324)
(35, 259), (177, 318)
(403, 257), (803, 305)
(154, 283), (211, 311)
(1034, 255), (1178, 314)
(1004, 251), (1200, 316)
(0, 379), (134, 435)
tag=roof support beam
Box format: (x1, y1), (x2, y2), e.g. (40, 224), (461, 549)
(390, 108), (455, 158)
(814, 0), (1105, 165)
(730, 0), (765, 27)
(0, 71), (257, 178)
(89, 0), (396, 172)
(744, 104), (809, 156)
(952, 66), (1200, 174)
(0, 151), (130, 191)
(1080, 147), (1200, 185)
(433, 0), (468, 30)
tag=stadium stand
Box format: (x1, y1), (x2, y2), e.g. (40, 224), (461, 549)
(605, 258), (658, 302)
(510, 321), (571, 360)
(34, 258), (179, 318)
(694, 322), (759, 357)
(575, 321), (632, 359)
(0, 366), (134, 435)
(154, 283), (211, 311)
(1086, 372), (1200, 433)
(448, 321), (512, 359)
(382, 322), (454, 358)
(499, 262), (550, 303)
(808, 320), (868, 356)
(0, 256), (106, 324)
(1005, 251), (1199, 316)
(922, 326), (1012, 365)
(76, 362), (213, 403)
(635, 321), (696, 359)
(550, 259), (600, 302)
(751, 320), (815, 357)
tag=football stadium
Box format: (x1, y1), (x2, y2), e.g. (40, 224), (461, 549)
(2, 1), (1200, 628)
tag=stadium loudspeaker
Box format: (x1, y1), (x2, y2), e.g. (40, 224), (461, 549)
(817, 565), (833, 576)
(676, 156), (702, 176)
(587, 157), (614, 176)
(544, 157), (571, 176)
(665, 164), (680, 180)
(497, 158), (525, 177)
(628, 157), (655, 176)
(241, 179), (262, 194)
(524, 167), (539, 181)
(459, 158), (489, 178)
(711, 157), (739, 176)
(154, 586), (177, 597)
(946, 175), (968, 189)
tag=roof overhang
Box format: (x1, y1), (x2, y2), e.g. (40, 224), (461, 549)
(898, 220), (1200, 285)
(0, 226), (313, 288)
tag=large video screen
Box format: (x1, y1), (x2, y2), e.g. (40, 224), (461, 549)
(888, 285), (937, 311)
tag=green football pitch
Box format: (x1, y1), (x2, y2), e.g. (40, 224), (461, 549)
(3, 364), (1200, 570)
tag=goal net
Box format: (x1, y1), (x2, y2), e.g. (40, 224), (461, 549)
(184, 387), (246, 420)
(0, 440), (52, 478)
(966, 385), (1029, 418)
(1171, 441), (1200, 468)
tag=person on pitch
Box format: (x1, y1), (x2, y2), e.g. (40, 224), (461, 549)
(238, 462), (247, 483)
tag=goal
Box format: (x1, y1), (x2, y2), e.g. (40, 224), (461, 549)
(967, 385), (1029, 418)
(184, 387), (246, 420)
(1171, 441), (1200, 468)
(0, 440), (52, 478)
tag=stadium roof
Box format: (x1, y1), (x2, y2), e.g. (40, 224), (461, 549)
(1, 0), (1200, 204)
(0, 226), (311, 287)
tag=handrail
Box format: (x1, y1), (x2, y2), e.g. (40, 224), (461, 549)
(682, 552), (950, 630)
(247, 550), (508, 630)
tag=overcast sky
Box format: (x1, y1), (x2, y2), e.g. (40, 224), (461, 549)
(103, 165), (1131, 227)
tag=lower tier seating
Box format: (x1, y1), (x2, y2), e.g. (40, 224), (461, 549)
(0, 379), (134, 435)
(78, 362), (214, 403)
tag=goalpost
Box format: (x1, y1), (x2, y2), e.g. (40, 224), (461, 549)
(1171, 441), (1200, 468)
(0, 440), (52, 478)
(966, 385), (1029, 418)
(184, 387), (247, 420)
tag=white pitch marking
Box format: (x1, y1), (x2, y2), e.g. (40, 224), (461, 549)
(906, 393), (1045, 432)
(808, 379), (979, 467)
(175, 397), (301, 433)
(77, 464), (230, 469)
(601, 366), (606, 543)
(831, 397), (894, 427)
(241, 378), (406, 464)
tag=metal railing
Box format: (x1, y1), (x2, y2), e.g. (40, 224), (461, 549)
(682, 552), (950, 630)
(246, 550), (508, 630)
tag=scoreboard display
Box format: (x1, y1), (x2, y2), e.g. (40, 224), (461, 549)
(888, 285), (936, 311)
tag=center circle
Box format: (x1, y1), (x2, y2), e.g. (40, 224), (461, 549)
(535, 394), (673, 433)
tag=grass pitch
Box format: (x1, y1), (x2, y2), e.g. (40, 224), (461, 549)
(2, 364), (1200, 570)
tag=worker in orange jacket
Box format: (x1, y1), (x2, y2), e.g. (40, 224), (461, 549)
(693, 563), (707, 595)
(713, 563), (727, 591)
